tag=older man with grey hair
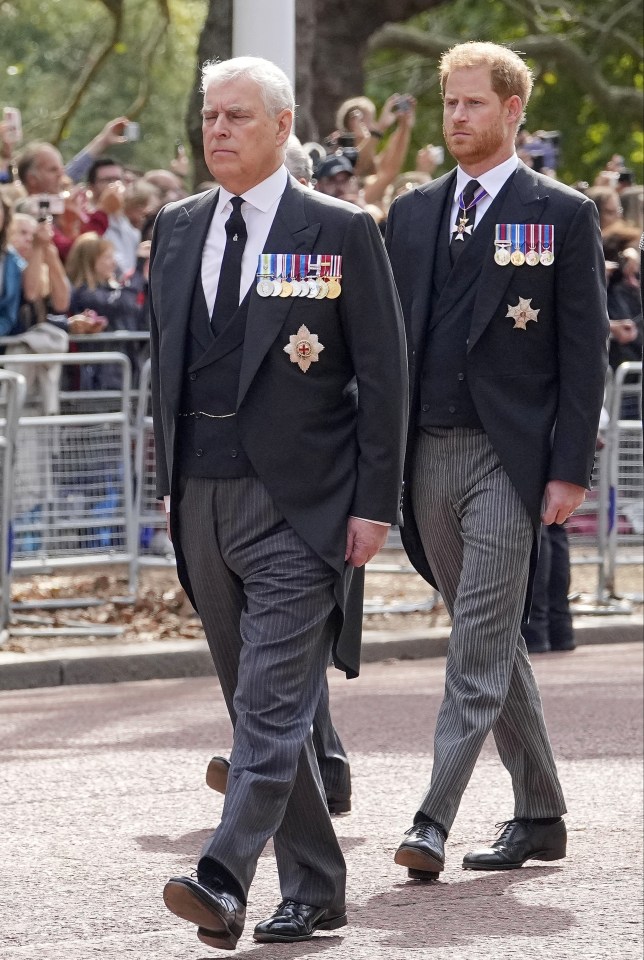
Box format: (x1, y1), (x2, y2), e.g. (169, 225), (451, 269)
(150, 56), (407, 950)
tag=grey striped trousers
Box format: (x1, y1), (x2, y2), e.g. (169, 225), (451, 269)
(411, 427), (566, 831)
(177, 475), (346, 909)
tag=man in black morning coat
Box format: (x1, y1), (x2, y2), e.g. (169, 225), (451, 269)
(385, 41), (608, 881)
(149, 56), (407, 950)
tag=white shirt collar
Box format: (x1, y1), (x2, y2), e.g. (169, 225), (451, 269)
(217, 164), (289, 216)
(454, 153), (519, 201)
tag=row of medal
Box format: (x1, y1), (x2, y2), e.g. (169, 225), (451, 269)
(494, 223), (555, 267)
(256, 254), (342, 299)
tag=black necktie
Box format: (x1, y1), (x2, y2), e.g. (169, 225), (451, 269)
(450, 179), (481, 265)
(211, 196), (248, 335)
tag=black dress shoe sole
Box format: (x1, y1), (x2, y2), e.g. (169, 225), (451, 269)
(163, 880), (238, 947)
(463, 848), (567, 870)
(197, 926), (238, 951)
(394, 844), (444, 874)
(407, 867), (440, 881)
(253, 911), (347, 943)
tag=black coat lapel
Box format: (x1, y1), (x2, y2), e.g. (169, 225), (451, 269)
(161, 188), (218, 351)
(237, 177), (321, 406)
(407, 172), (456, 352)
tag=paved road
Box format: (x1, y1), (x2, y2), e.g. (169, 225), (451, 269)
(1, 643), (642, 960)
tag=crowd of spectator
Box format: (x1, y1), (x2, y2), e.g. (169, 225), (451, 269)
(0, 99), (642, 414)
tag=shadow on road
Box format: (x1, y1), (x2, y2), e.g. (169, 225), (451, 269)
(358, 866), (573, 948)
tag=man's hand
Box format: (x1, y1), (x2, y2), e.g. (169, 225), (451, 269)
(345, 517), (389, 567)
(610, 319), (638, 345)
(542, 480), (586, 525)
(96, 116), (129, 151)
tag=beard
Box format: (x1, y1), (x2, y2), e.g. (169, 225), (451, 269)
(443, 116), (506, 166)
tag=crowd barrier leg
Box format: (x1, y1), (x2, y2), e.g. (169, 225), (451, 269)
(0, 371), (27, 642)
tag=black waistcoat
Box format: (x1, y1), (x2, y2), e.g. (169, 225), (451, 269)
(418, 178), (516, 430)
(177, 277), (256, 478)
(418, 188), (483, 429)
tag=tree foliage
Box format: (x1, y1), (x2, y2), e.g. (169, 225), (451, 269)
(1, 0), (641, 187)
(366, 0), (643, 183)
(0, 0), (206, 171)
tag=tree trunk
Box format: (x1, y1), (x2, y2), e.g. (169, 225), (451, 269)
(187, 0), (233, 188)
(187, 0), (441, 184)
(306, 0), (441, 140)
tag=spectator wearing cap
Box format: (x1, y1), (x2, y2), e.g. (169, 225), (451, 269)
(314, 153), (361, 203)
(335, 94), (403, 178)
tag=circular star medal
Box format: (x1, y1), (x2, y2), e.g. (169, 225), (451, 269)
(525, 249), (540, 266)
(510, 249), (525, 266)
(280, 280), (293, 298)
(540, 248), (554, 266)
(494, 247), (511, 266)
(271, 279), (283, 296)
(315, 278), (328, 299)
(307, 278), (319, 298)
(256, 278), (274, 297)
(326, 278), (341, 299)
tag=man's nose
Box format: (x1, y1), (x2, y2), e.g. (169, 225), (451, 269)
(212, 116), (230, 137)
(452, 102), (468, 121)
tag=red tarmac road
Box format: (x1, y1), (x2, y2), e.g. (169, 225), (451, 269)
(1, 643), (642, 959)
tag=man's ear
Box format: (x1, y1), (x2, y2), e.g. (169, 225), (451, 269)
(506, 95), (524, 126)
(276, 109), (293, 147)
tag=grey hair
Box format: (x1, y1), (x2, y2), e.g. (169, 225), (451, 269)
(201, 56), (295, 116)
(285, 136), (313, 183)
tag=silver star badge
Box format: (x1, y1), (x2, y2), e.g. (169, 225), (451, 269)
(451, 216), (473, 241)
(506, 296), (540, 330)
(284, 324), (325, 372)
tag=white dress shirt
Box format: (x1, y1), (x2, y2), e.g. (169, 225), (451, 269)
(201, 164), (288, 315)
(449, 153), (519, 237)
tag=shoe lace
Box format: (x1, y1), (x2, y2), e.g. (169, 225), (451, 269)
(408, 821), (443, 841)
(493, 818), (527, 844)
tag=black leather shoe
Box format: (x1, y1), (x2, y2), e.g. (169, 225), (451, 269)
(253, 899), (347, 943)
(326, 792), (352, 816)
(549, 639), (576, 651)
(394, 821), (445, 879)
(206, 756), (230, 795)
(163, 875), (245, 949)
(206, 756), (351, 815)
(463, 817), (567, 870)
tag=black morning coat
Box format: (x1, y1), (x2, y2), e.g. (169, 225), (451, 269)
(149, 175), (408, 678)
(385, 161), (609, 619)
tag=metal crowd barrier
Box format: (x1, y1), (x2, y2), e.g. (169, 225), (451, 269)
(605, 362), (643, 602)
(0, 353), (137, 638)
(0, 330), (150, 418)
(0, 371), (27, 640)
(2, 346), (640, 632)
